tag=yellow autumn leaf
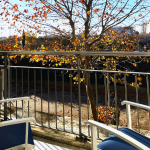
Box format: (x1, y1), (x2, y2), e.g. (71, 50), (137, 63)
(87, 11), (90, 15)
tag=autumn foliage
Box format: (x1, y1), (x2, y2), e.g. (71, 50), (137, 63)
(98, 106), (120, 125)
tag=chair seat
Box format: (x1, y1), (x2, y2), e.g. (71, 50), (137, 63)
(0, 122), (34, 150)
(97, 128), (150, 150)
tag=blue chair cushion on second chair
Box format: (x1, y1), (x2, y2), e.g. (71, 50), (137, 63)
(0, 122), (34, 150)
(97, 128), (150, 150)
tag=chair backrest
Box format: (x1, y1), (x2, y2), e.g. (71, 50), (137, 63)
(0, 122), (34, 150)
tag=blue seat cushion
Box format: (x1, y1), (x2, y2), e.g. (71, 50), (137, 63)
(97, 128), (150, 150)
(0, 122), (34, 150)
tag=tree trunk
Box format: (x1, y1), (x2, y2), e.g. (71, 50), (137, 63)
(83, 56), (97, 121)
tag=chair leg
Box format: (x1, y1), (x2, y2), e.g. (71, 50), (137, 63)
(91, 125), (97, 150)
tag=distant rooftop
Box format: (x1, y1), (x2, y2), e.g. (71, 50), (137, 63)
(110, 27), (134, 35)
(0, 37), (7, 41)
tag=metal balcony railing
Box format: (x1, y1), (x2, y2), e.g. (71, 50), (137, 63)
(0, 51), (150, 139)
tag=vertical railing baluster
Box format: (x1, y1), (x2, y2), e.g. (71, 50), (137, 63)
(48, 70), (50, 128)
(2, 69), (4, 100)
(55, 70), (57, 129)
(10, 67), (12, 119)
(28, 68), (29, 117)
(124, 74), (127, 100)
(77, 55), (81, 137)
(95, 72), (98, 116)
(10, 67), (12, 98)
(70, 70), (73, 133)
(0, 68), (2, 118)
(104, 73), (108, 126)
(146, 75), (150, 130)
(86, 71), (90, 136)
(62, 70), (65, 131)
(114, 74), (118, 129)
(95, 72), (99, 138)
(104, 73), (108, 137)
(0, 69), (2, 118)
(107, 68), (110, 106)
(135, 75), (140, 133)
(41, 69), (43, 126)
(8, 58), (10, 114)
(16, 68), (17, 97)
(0, 68), (4, 118)
(34, 69), (36, 123)
(124, 73), (128, 128)
(104, 72), (109, 136)
(22, 68), (23, 117)
(8, 58), (11, 119)
(4, 55), (7, 121)
(16, 68), (17, 119)
(22, 68), (23, 96)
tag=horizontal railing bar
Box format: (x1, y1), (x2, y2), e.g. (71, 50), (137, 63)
(0, 51), (150, 56)
(8, 65), (150, 75)
(9, 66), (77, 70)
(81, 69), (150, 75)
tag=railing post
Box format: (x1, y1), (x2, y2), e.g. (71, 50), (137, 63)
(77, 55), (81, 137)
(8, 58), (10, 99)
(2, 69), (4, 100)
(0, 69), (3, 100)
(91, 125), (97, 150)
(124, 74), (127, 100)
(104, 74), (108, 127)
(126, 104), (132, 129)
(34, 69), (36, 125)
(55, 70), (57, 129)
(4, 55), (7, 120)
(114, 74), (118, 129)
(8, 58), (11, 113)
(146, 75), (150, 130)
(135, 74), (140, 133)
(106, 59), (110, 106)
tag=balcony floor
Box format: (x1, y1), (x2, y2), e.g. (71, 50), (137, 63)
(33, 136), (87, 150)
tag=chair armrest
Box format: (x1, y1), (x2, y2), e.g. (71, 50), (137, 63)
(85, 120), (150, 150)
(121, 100), (150, 129)
(121, 100), (150, 110)
(0, 97), (30, 118)
(0, 97), (29, 103)
(0, 117), (35, 127)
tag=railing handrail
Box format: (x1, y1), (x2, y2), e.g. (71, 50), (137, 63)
(0, 51), (150, 56)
